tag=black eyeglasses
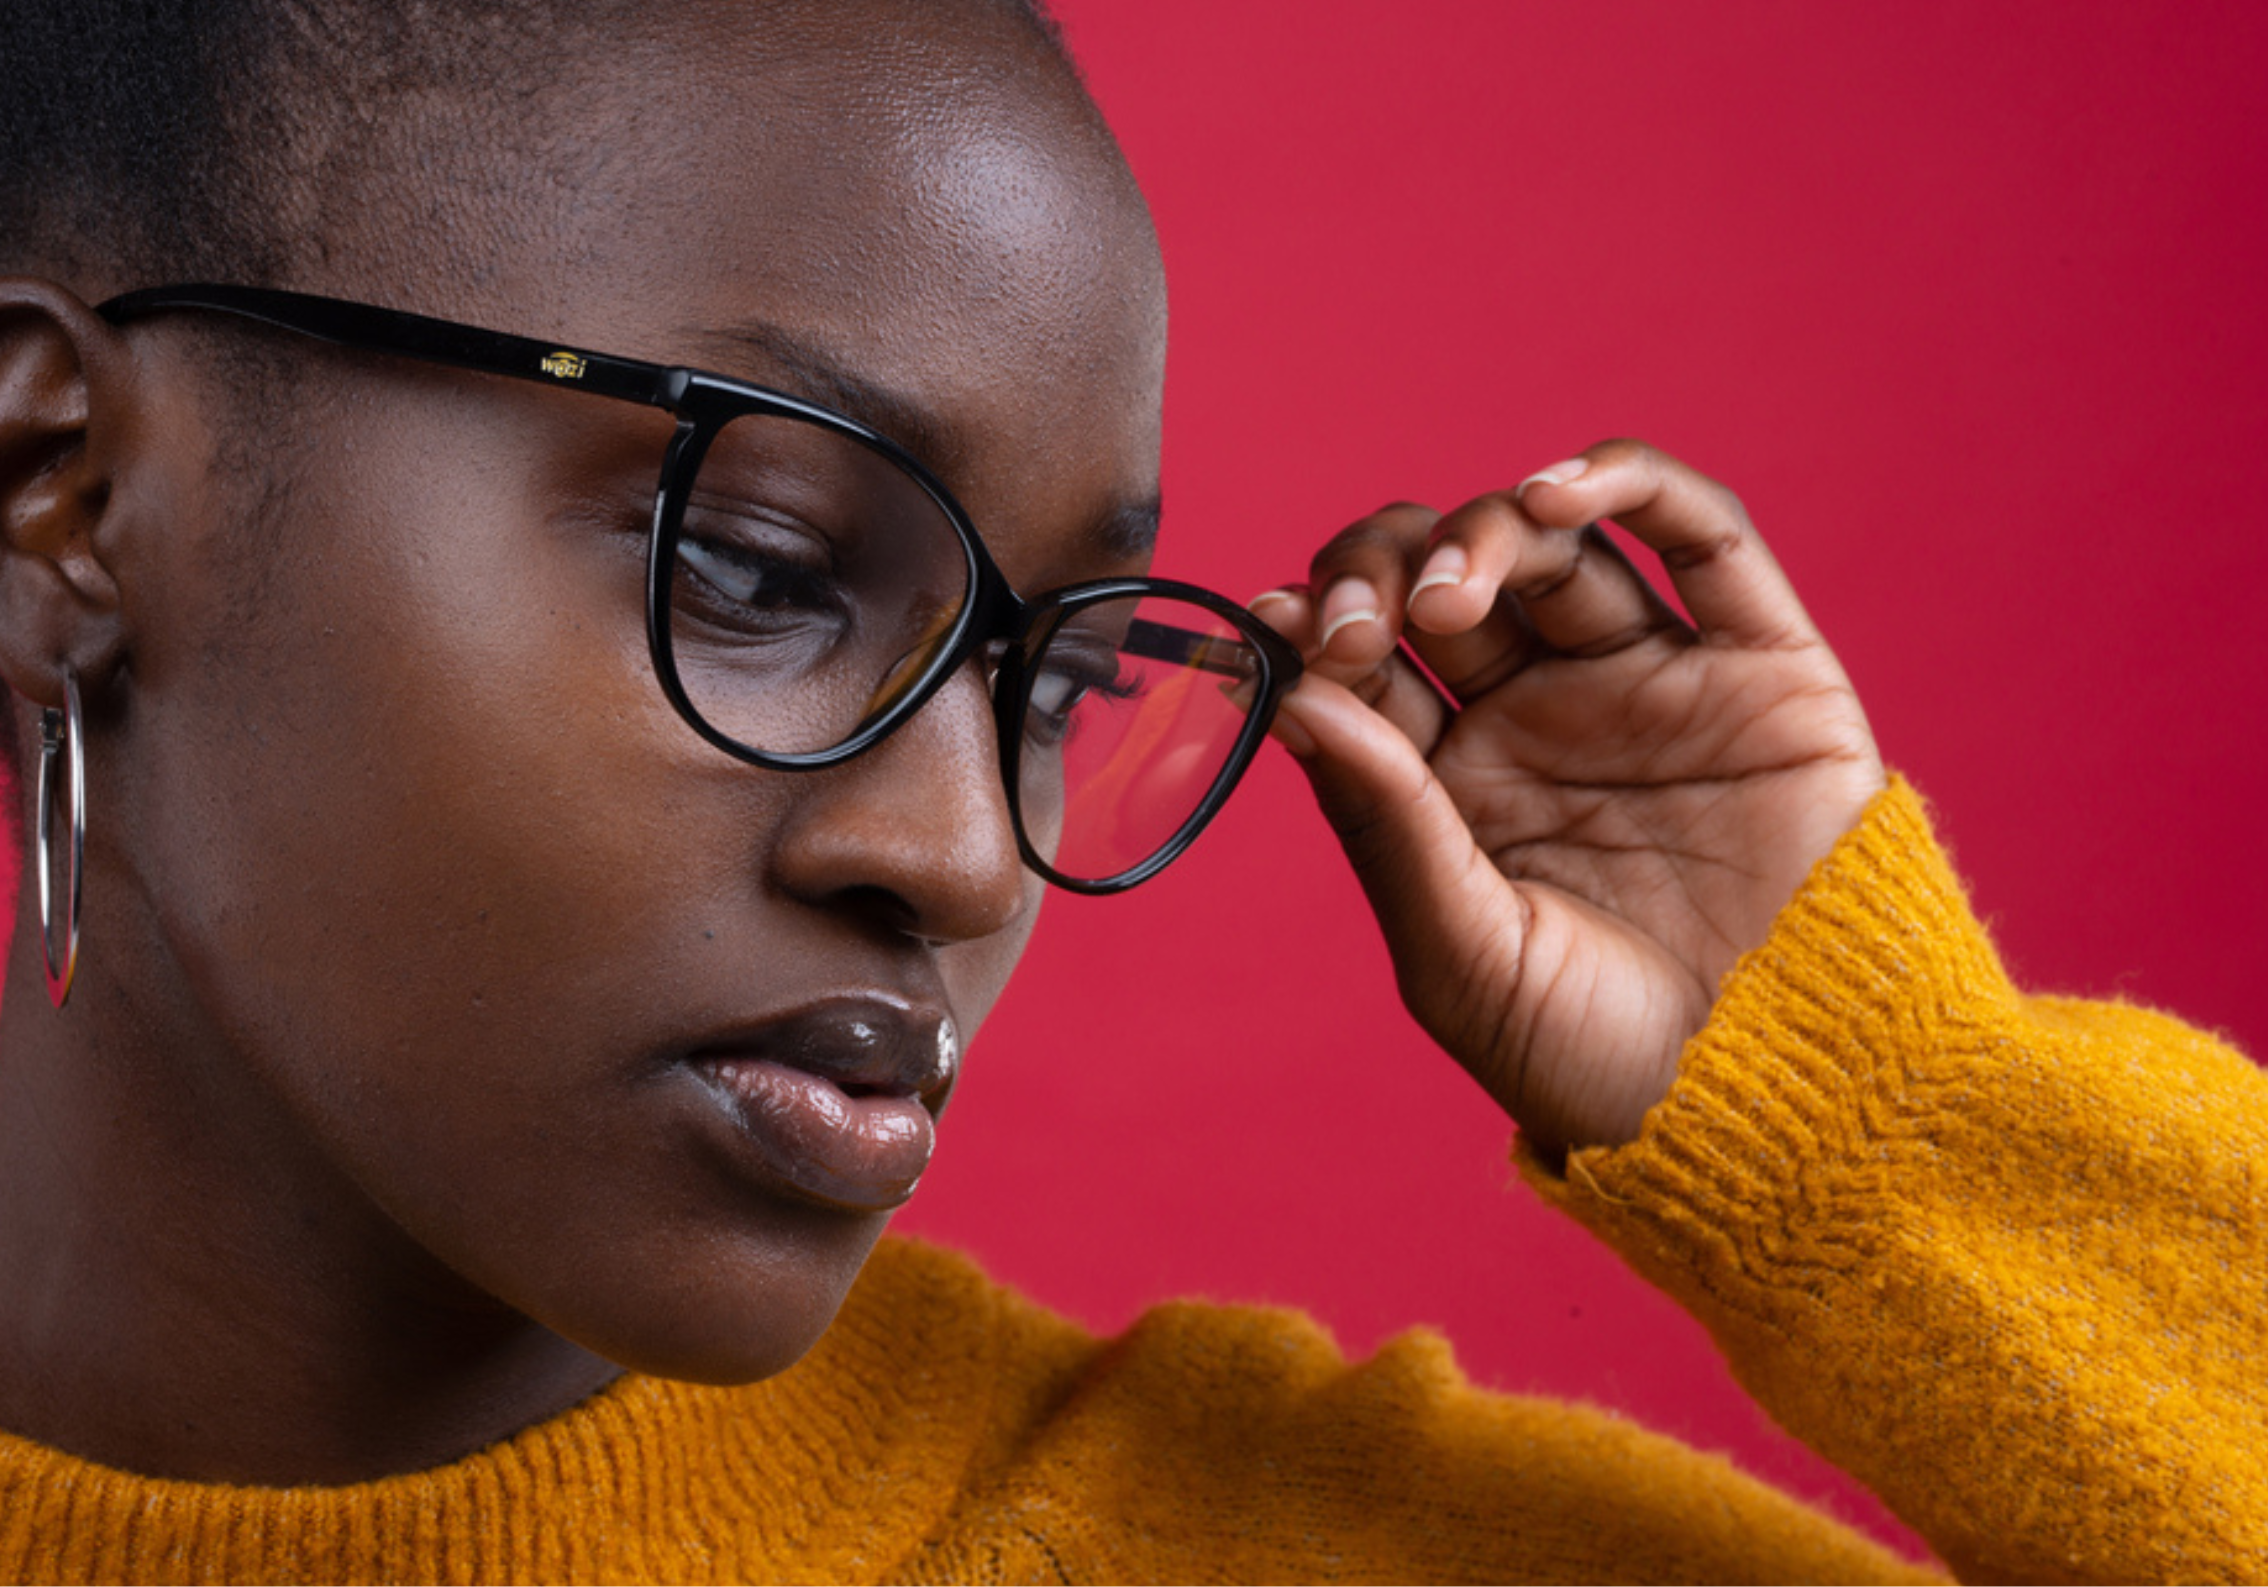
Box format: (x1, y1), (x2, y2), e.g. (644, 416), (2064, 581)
(98, 284), (1302, 893)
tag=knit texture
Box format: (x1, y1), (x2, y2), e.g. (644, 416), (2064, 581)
(0, 1236), (1928, 1586)
(0, 778), (2256, 1583)
(1532, 778), (2268, 1583)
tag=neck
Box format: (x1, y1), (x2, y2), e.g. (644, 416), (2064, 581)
(0, 895), (616, 1486)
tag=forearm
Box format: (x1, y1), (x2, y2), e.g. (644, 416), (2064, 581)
(1532, 778), (2268, 1583)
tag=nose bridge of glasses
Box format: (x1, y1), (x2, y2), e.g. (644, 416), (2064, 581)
(647, 378), (1297, 897)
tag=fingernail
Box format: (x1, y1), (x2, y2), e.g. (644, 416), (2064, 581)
(1248, 588), (1299, 613)
(1516, 456), (1591, 501)
(1317, 578), (1382, 653)
(1408, 544), (1468, 607)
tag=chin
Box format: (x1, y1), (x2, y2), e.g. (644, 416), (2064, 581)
(548, 1204), (896, 1387)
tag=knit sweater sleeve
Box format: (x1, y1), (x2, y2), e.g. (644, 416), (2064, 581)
(1527, 777), (2268, 1583)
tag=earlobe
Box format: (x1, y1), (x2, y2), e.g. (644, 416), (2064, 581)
(0, 277), (133, 711)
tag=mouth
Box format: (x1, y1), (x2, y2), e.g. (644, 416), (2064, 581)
(685, 997), (960, 1215)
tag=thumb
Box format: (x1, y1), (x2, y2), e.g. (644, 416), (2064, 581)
(1274, 677), (1524, 1004)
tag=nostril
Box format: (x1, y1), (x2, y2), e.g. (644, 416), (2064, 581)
(830, 882), (926, 941)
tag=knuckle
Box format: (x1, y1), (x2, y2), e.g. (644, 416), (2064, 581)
(1512, 555), (1584, 603)
(1659, 519), (1746, 565)
(1371, 499), (1438, 521)
(1334, 520), (1409, 554)
(1318, 790), (1397, 869)
(1588, 436), (1653, 469)
(1311, 516), (1431, 581)
(1708, 480), (1756, 532)
(1442, 491), (1524, 537)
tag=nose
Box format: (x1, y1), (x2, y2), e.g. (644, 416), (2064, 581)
(768, 660), (1027, 944)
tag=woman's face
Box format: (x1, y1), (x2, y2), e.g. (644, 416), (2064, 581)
(95, 8), (1166, 1380)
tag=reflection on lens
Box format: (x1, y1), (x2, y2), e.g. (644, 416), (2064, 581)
(1018, 594), (1263, 885)
(667, 411), (970, 757)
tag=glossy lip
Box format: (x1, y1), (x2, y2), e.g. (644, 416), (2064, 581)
(682, 995), (960, 1214)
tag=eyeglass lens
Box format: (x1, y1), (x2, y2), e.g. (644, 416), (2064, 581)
(667, 411), (973, 757)
(1012, 594), (1266, 886)
(662, 411), (1271, 888)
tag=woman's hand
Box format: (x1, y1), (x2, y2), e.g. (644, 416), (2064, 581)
(1256, 441), (1885, 1158)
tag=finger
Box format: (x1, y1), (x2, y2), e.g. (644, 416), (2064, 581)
(1248, 585), (1313, 648)
(1303, 502), (1440, 676)
(1406, 586), (1545, 705)
(1398, 493), (1551, 700)
(1272, 674), (1531, 995)
(1408, 495), (1685, 694)
(1252, 588), (1450, 754)
(1503, 523), (1687, 659)
(1514, 440), (1821, 649)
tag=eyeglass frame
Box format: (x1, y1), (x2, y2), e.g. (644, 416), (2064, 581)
(95, 283), (1306, 894)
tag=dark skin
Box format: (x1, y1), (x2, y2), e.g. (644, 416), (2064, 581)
(1262, 461), (1884, 1159)
(0, 0), (1886, 1492)
(0, 5), (1163, 1484)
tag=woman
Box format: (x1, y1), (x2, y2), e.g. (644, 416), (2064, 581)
(0, 0), (2257, 1581)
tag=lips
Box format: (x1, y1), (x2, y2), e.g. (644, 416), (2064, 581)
(685, 998), (959, 1214)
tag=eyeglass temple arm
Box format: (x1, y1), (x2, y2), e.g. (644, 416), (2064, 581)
(98, 284), (690, 411)
(1120, 617), (1267, 679)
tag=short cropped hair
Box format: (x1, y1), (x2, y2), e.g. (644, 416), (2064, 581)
(0, 0), (1073, 287)
(0, 0), (1074, 790)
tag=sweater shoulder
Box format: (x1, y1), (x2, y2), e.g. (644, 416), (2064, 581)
(900, 1276), (1929, 1584)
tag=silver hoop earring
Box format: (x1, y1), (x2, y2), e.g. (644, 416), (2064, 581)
(35, 668), (85, 1009)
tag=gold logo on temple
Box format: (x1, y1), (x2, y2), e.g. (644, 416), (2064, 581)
(540, 351), (588, 380)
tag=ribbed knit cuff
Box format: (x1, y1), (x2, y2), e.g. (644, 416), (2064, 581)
(1523, 776), (2018, 1338)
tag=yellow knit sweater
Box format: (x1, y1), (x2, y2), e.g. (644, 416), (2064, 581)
(1, 780), (2261, 1585)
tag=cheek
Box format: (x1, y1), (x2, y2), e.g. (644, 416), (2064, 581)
(108, 398), (938, 1372)
(140, 404), (699, 1045)
(111, 388), (1051, 1376)
(122, 400), (770, 1214)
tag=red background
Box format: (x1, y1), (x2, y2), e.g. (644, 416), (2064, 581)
(895, 0), (2268, 1560)
(0, 0), (2257, 1564)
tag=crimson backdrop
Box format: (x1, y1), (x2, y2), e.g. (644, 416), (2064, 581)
(894, 0), (2268, 1559)
(0, 0), (2257, 1565)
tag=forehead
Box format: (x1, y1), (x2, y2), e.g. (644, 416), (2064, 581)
(304, 3), (1167, 572)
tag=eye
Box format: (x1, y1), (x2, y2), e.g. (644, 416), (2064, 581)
(1023, 644), (1144, 748)
(1026, 664), (1091, 722)
(677, 532), (837, 616)
(671, 494), (852, 640)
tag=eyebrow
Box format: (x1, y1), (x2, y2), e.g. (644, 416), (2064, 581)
(1092, 497), (1162, 560)
(688, 318), (1161, 564)
(693, 319), (964, 478)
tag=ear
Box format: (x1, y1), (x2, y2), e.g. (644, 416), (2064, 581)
(0, 277), (137, 711)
